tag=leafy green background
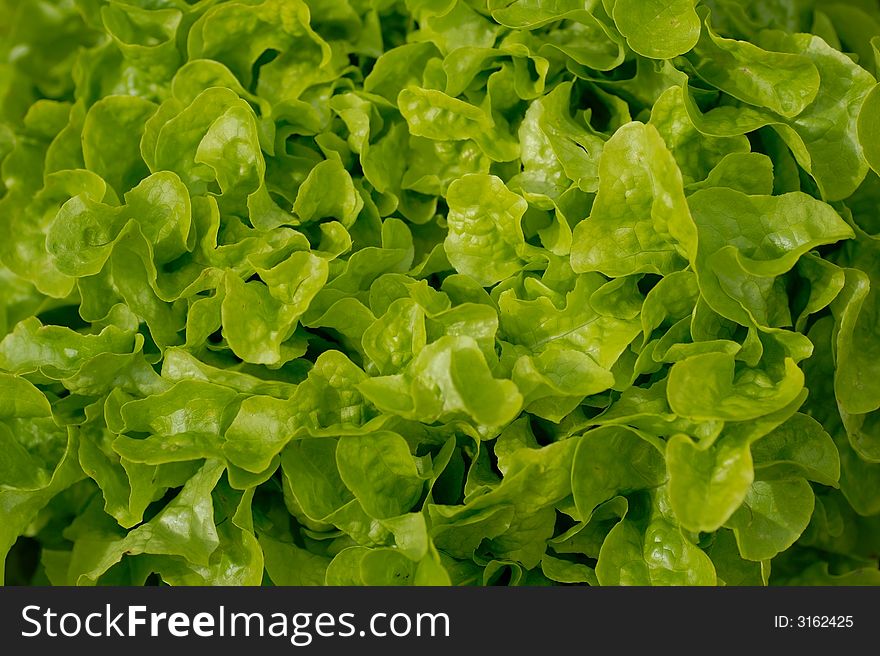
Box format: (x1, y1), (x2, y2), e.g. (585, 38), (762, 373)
(1, 0), (880, 586)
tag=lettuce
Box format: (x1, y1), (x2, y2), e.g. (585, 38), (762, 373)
(2, 0), (880, 587)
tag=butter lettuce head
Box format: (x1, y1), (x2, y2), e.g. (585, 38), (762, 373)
(1, 0), (879, 587)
